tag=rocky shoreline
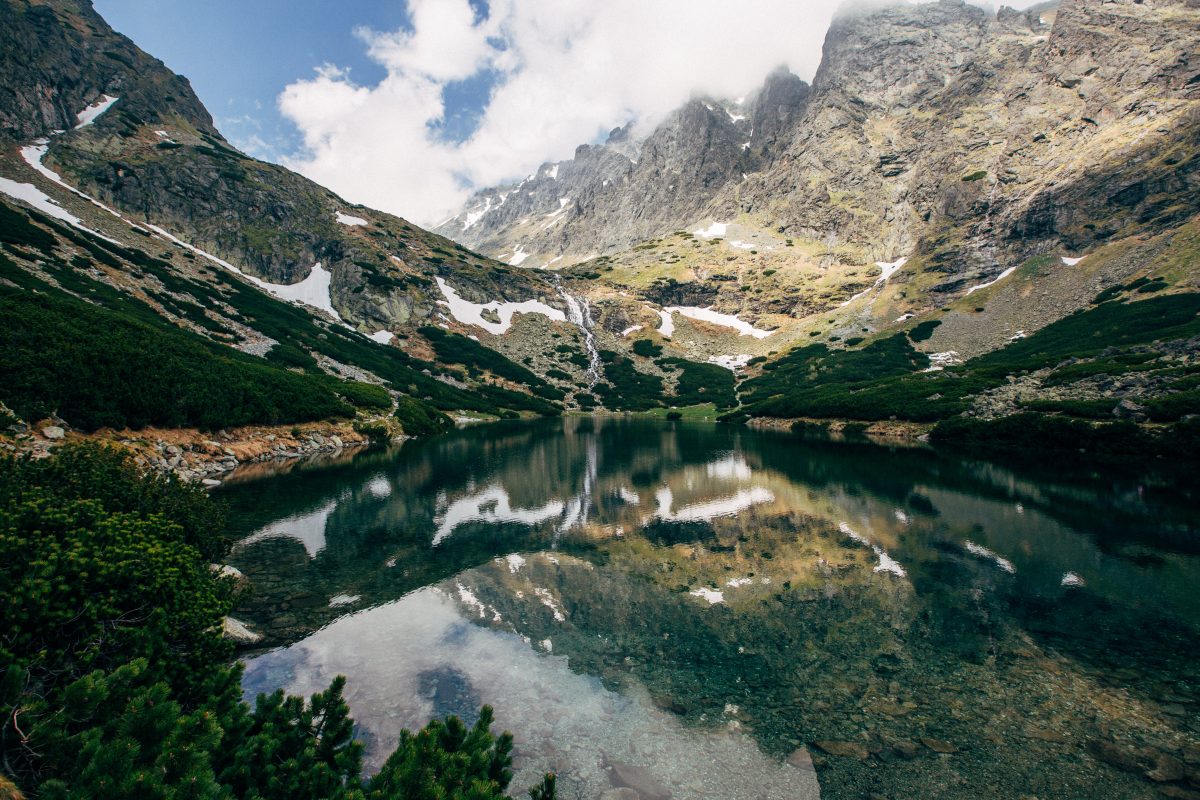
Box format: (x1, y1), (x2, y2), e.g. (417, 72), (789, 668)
(2, 412), (391, 487)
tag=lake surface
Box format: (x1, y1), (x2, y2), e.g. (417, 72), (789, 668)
(222, 418), (1200, 800)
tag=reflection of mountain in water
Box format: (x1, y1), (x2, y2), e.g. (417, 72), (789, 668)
(229, 419), (1200, 800)
(224, 419), (1200, 649)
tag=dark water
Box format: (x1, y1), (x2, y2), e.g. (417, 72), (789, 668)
(222, 418), (1200, 799)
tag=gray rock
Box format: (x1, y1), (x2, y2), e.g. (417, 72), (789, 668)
(608, 761), (672, 800)
(41, 425), (65, 440)
(222, 616), (262, 644)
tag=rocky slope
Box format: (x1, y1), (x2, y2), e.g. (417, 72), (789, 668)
(437, 67), (810, 265)
(439, 0), (1200, 382)
(1, 0), (755, 420)
(0, 0), (560, 337)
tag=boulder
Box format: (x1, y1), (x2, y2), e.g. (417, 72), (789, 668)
(920, 737), (958, 754)
(222, 616), (262, 645)
(787, 746), (817, 772)
(814, 740), (870, 759)
(41, 425), (65, 440)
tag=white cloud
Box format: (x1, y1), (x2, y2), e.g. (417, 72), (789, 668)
(279, 0), (1044, 227)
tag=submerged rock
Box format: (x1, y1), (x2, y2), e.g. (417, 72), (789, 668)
(814, 740), (870, 759)
(607, 761), (673, 800)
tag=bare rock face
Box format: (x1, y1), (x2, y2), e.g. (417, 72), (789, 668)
(0, 0), (215, 141)
(437, 76), (810, 265)
(439, 0), (1200, 309)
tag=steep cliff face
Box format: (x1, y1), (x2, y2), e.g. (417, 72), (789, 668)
(437, 79), (810, 265)
(0, 0), (214, 141)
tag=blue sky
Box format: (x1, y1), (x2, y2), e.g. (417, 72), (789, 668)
(94, 0), (496, 161)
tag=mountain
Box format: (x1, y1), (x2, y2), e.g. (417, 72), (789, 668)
(0, 0), (663, 427)
(436, 66), (810, 264)
(2, 0), (1199, 443)
(432, 0), (1200, 436)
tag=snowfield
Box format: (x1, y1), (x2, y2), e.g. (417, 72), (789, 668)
(435, 276), (565, 335)
(662, 306), (774, 339)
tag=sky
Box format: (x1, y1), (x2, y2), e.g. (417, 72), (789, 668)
(96, 0), (1040, 228)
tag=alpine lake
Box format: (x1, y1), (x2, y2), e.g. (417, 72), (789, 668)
(220, 418), (1200, 800)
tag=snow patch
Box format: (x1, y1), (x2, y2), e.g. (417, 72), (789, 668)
(432, 484), (565, 545)
(1061, 256), (1084, 266)
(462, 196), (492, 230)
(0, 176), (88, 229)
(336, 211), (368, 227)
(75, 95), (119, 128)
(689, 587), (725, 605)
(706, 455), (752, 480)
(840, 257), (909, 308)
(508, 245), (530, 266)
(263, 263), (341, 320)
(694, 222), (728, 239)
(708, 354), (753, 370)
(663, 306), (774, 339)
(620, 325), (643, 337)
(657, 309), (675, 337)
(838, 521), (906, 578)
(545, 164), (559, 180)
(370, 330), (394, 344)
(923, 351), (962, 372)
(435, 276), (565, 335)
(965, 265), (1018, 296)
(533, 587), (566, 622)
(654, 485), (773, 523)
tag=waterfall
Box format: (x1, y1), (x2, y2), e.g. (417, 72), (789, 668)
(551, 276), (602, 389)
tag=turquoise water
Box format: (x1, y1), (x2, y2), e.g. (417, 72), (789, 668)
(223, 418), (1200, 799)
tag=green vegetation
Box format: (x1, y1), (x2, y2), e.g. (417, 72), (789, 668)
(419, 326), (564, 404)
(394, 396), (455, 437)
(1, 206), (552, 426)
(931, 414), (1200, 460)
(739, 294), (1200, 424)
(594, 351), (665, 411)
(961, 170), (988, 182)
(631, 339), (663, 358)
(908, 320), (941, 342)
(0, 285), (354, 430)
(657, 358), (737, 409)
(0, 444), (555, 798)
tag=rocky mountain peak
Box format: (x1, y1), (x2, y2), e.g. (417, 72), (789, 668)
(0, 0), (216, 141)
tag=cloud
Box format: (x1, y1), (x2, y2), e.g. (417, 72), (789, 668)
(278, 0), (1042, 227)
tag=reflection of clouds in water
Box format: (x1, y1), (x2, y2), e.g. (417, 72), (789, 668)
(365, 476), (391, 499)
(241, 589), (819, 800)
(432, 484), (565, 546)
(236, 499), (338, 558)
(705, 453), (753, 481)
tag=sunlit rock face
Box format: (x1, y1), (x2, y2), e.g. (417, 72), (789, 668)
(228, 418), (1200, 800)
